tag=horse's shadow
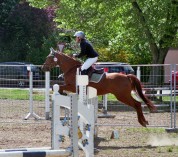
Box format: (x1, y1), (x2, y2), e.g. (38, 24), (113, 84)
(94, 137), (156, 154)
(94, 136), (107, 147)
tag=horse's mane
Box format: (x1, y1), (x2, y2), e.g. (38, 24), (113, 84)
(58, 51), (81, 67)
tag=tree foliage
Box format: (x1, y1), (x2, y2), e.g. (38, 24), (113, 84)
(28, 0), (178, 65)
(0, 1), (56, 64)
(0, 0), (19, 25)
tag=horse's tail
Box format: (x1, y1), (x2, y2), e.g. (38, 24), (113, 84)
(127, 74), (157, 112)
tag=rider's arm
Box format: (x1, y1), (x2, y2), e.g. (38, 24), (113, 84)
(77, 41), (87, 58)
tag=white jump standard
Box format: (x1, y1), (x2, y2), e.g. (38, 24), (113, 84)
(52, 72), (97, 157)
(76, 74), (97, 157)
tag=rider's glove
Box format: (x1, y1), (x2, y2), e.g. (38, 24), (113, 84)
(73, 53), (78, 58)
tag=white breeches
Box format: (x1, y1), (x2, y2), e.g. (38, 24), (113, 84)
(81, 57), (98, 70)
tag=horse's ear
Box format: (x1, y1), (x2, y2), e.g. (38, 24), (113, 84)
(58, 43), (65, 52)
(50, 47), (57, 56)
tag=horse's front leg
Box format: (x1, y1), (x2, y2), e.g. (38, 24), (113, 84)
(59, 84), (76, 94)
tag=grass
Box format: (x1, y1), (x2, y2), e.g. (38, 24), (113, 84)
(0, 88), (177, 103)
(167, 146), (173, 152)
(98, 94), (117, 101)
(99, 94), (178, 104)
(0, 89), (117, 102)
(126, 127), (166, 133)
(0, 89), (45, 101)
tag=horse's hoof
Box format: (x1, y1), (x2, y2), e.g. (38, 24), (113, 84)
(150, 108), (158, 113)
(140, 121), (148, 127)
(60, 92), (67, 96)
(146, 121), (149, 125)
(142, 124), (146, 127)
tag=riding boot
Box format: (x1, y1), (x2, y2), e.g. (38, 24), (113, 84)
(81, 69), (88, 75)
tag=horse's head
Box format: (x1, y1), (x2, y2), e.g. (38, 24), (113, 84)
(41, 48), (59, 71)
(41, 47), (82, 72)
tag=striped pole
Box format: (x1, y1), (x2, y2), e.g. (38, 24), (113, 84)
(0, 149), (71, 157)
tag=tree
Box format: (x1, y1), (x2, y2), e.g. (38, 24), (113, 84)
(0, 0), (19, 25)
(28, 0), (178, 83)
(28, 0), (178, 63)
(0, 0), (19, 42)
(0, 1), (56, 64)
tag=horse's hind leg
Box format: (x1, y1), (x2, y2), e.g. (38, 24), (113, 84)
(133, 101), (149, 127)
(115, 94), (148, 127)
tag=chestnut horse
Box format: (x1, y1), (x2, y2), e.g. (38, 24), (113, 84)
(42, 50), (157, 127)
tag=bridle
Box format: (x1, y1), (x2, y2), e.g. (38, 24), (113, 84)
(43, 48), (59, 70)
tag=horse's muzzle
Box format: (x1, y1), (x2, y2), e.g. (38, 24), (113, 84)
(41, 64), (50, 72)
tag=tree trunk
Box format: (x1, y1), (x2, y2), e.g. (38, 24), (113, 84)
(149, 48), (169, 85)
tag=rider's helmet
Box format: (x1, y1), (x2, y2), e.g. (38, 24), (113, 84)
(74, 31), (85, 39)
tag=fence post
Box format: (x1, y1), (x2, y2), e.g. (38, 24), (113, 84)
(166, 64), (178, 132)
(173, 64), (177, 129)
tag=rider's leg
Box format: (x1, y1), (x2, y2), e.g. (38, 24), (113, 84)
(81, 69), (88, 75)
(81, 57), (98, 75)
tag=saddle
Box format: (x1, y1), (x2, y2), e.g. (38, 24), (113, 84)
(81, 66), (105, 83)
(87, 66), (104, 77)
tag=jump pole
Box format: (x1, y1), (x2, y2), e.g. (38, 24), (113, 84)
(45, 71), (50, 120)
(0, 149), (70, 157)
(24, 65), (41, 120)
(97, 94), (116, 118)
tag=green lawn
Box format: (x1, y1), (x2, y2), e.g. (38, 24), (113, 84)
(0, 88), (177, 103)
(0, 89), (45, 101)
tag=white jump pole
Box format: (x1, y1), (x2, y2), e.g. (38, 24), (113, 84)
(24, 64), (41, 120)
(103, 94), (108, 111)
(137, 66), (141, 80)
(98, 94), (115, 118)
(45, 71), (50, 120)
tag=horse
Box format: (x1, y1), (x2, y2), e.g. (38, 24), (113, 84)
(41, 49), (157, 127)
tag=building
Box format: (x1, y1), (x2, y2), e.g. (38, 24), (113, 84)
(164, 48), (178, 83)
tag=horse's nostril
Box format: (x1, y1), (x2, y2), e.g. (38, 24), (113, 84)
(41, 65), (47, 72)
(41, 66), (44, 71)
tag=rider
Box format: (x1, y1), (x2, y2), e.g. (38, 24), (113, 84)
(73, 31), (99, 75)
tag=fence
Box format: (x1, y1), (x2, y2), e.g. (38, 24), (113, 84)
(0, 64), (177, 149)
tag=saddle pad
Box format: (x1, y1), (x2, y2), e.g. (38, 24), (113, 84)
(90, 73), (105, 83)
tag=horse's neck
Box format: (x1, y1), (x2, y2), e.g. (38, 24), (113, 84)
(61, 63), (80, 74)
(58, 53), (81, 74)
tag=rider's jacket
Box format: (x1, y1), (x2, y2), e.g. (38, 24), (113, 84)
(76, 39), (99, 58)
